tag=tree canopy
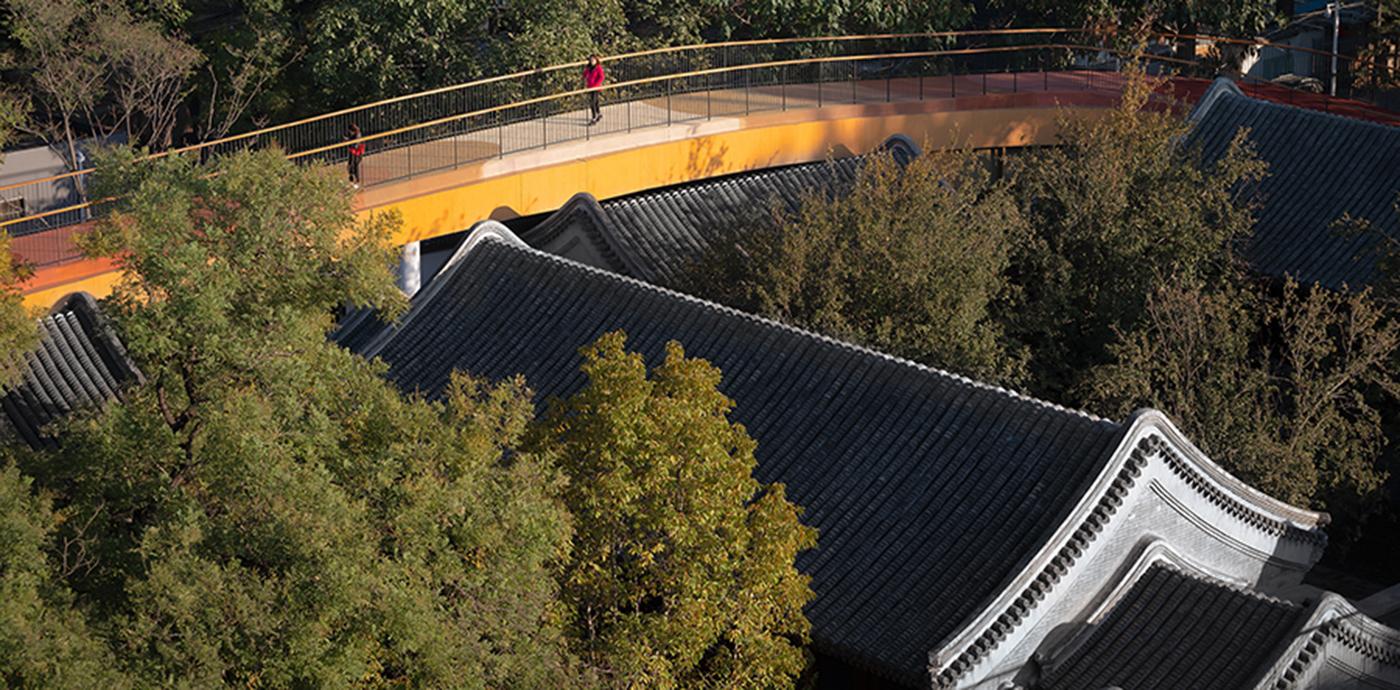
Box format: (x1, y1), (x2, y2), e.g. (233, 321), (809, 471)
(688, 148), (1029, 386)
(0, 146), (817, 687)
(1010, 72), (1266, 396)
(1, 148), (584, 686)
(530, 332), (816, 689)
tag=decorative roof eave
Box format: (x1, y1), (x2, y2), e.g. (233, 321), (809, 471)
(359, 221), (527, 360)
(1260, 592), (1400, 689)
(1188, 77), (1245, 124)
(1041, 540), (1307, 679)
(928, 408), (1327, 688)
(516, 192), (638, 277)
(48, 292), (145, 389)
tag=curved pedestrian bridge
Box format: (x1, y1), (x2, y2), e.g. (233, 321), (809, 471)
(5, 31), (1387, 306)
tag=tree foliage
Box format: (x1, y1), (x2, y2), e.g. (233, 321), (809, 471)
(981, 0), (1280, 38)
(8, 0), (201, 159)
(0, 95), (38, 389)
(1011, 71), (1266, 396)
(3, 147), (579, 686)
(1083, 279), (1399, 519)
(0, 460), (126, 689)
(689, 149), (1029, 386)
(530, 332), (816, 689)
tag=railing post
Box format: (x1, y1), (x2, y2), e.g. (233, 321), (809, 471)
(782, 65), (787, 111)
(707, 73), (712, 120)
(818, 64), (823, 108)
(886, 68), (892, 102)
(667, 79), (672, 127)
(542, 104), (548, 150)
(745, 69), (751, 115)
(627, 97), (632, 132)
(852, 62), (858, 103)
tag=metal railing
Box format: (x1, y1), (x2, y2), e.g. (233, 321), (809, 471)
(0, 29), (1386, 270)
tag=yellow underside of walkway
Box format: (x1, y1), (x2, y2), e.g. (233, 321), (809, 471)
(24, 96), (1113, 308)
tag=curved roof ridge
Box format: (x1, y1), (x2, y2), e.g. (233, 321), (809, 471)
(1263, 591), (1400, 688)
(1128, 409), (1328, 530)
(1188, 76), (1246, 123)
(1314, 593), (1400, 663)
(1147, 559), (1304, 609)
(931, 413), (1325, 687)
(453, 226), (1115, 426)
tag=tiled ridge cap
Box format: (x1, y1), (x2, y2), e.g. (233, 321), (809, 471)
(520, 133), (922, 279)
(47, 292), (143, 388)
(521, 192), (636, 276)
(1144, 560), (1304, 610)
(1188, 76), (1246, 123)
(932, 430), (1326, 688)
(1272, 595), (1400, 688)
(1144, 433), (1326, 543)
(467, 232), (1116, 426)
(1192, 75), (1400, 134)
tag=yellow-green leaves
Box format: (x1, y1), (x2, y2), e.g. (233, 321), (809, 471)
(534, 331), (816, 689)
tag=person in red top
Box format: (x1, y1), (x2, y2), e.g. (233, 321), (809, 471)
(584, 55), (605, 125)
(345, 123), (365, 187)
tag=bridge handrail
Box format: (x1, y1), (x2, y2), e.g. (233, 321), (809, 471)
(0, 29), (1378, 201)
(0, 31), (1385, 244)
(284, 43), (1197, 162)
(0, 28), (1083, 198)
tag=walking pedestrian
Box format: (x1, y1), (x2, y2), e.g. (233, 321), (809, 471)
(584, 55), (605, 125)
(345, 123), (365, 187)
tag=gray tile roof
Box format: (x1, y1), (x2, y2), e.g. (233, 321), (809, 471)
(365, 234), (1125, 687)
(1, 293), (142, 448)
(1042, 563), (1307, 690)
(518, 135), (920, 287)
(1188, 78), (1400, 290)
(329, 305), (391, 354)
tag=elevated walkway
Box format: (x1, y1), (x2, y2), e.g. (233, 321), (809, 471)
(8, 29), (1390, 307)
(19, 72), (1131, 306)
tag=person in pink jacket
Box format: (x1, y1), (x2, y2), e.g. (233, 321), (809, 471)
(584, 55), (605, 125)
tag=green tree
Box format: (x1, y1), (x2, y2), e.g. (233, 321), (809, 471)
(11, 147), (578, 686)
(8, 0), (201, 157)
(1012, 71), (1267, 397)
(1083, 279), (1399, 520)
(0, 93), (38, 387)
(300, 0), (629, 107)
(1354, 0), (1400, 92)
(689, 148), (1029, 386)
(622, 0), (969, 45)
(531, 332), (816, 689)
(0, 461), (130, 689)
(980, 0), (1280, 39)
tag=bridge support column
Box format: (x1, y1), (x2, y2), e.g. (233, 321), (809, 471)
(399, 241), (422, 297)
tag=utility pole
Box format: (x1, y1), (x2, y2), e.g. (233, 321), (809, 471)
(1327, 2), (1341, 97)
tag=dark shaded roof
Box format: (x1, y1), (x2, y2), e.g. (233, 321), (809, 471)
(1188, 78), (1400, 290)
(366, 234), (1125, 687)
(329, 305), (392, 354)
(1, 293), (142, 447)
(518, 135), (920, 287)
(1042, 563), (1307, 690)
